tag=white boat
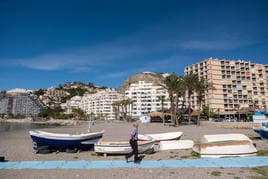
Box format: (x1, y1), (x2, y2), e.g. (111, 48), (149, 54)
(200, 133), (252, 143)
(138, 131), (183, 142)
(193, 133), (257, 158)
(159, 140), (194, 151)
(94, 140), (155, 154)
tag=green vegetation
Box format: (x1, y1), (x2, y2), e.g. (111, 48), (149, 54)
(162, 72), (213, 126)
(180, 155), (191, 159)
(257, 150), (268, 156)
(211, 171), (221, 176)
(251, 167), (268, 178)
(38, 107), (88, 120)
(33, 89), (45, 96)
(66, 88), (87, 99)
(191, 151), (200, 158)
(233, 177), (241, 179)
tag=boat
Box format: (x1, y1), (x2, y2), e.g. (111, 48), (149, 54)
(138, 131), (183, 142)
(192, 133), (257, 158)
(159, 140), (194, 151)
(29, 130), (104, 152)
(94, 140), (155, 154)
(253, 127), (268, 139)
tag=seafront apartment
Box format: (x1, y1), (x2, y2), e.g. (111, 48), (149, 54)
(184, 57), (268, 117)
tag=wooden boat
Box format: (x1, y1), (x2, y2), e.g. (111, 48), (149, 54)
(94, 140), (155, 154)
(193, 133), (257, 158)
(253, 127), (268, 139)
(29, 130), (104, 152)
(138, 131), (183, 142)
(159, 140), (194, 151)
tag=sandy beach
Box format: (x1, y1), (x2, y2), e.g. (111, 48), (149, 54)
(0, 120), (267, 179)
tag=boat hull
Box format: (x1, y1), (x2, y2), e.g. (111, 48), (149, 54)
(138, 131), (183, 142)
(159, 140), (194, 151)
(29, 130), (104, 151)
(193, 134), (257, 158)
(253, 127), (268, 139)
(94, 141), (155, 154)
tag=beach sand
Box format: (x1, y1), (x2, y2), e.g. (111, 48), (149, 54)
(0, 121), (267, 178)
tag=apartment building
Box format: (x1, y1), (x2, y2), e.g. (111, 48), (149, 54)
(0, 94), (46, 116)
(184, 57), (268, 115)
(125, 80), (170, 118)
(65, 96), (82, 114)
(80, 89), (124, 120)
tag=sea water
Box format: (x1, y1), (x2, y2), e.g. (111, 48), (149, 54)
(0, 122), (59, 133)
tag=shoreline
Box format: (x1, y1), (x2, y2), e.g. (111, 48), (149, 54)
(0, 118), (85, 126)
(0, 118), (263, 129)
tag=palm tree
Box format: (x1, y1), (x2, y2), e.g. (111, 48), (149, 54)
(163, 73), (179, 125)
(195, 77), (213, 125)
(120, 99), (133, 121)
(112, 101), (121, 121)
(184, 72), (199, 125)
(174, 76), (186, 125)
(158, 95), (166, 125)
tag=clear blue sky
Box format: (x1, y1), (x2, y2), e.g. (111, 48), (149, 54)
(1, 0), (268, 90)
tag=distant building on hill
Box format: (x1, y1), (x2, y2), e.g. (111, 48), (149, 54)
(65, 96), (82, 114)
(121, 72), (171, 119)
(0, 93), (46, 117)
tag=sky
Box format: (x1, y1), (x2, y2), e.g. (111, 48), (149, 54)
(0, 0), (268, 91)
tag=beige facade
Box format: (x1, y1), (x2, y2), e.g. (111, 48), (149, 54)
(185, 58), (268, 114)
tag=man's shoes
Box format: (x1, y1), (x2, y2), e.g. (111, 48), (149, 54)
(134, 160), (140, 164)
(125, 155), (128, 162)
(134, 157), (141, 164)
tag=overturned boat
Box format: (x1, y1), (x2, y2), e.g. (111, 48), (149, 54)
(192, 133), (257, 158)
(94, 140), (155, 155)
(138, 131), (183, 142)
(253, 127), (268, 139)
(29, 130), (104, 152)
(159, 140), (194, 151)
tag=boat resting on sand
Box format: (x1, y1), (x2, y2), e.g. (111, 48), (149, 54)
(253, 127), (268, 139)
(193, 133), (257, 158)
(138, 131), (183, 142)
(94, 140), (155, 154)
(159, 140), (194, 151)
(29, 130), (104, 152)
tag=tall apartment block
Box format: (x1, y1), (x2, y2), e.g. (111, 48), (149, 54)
(184, 57), (268, 115)
(125, 80), (170, 118)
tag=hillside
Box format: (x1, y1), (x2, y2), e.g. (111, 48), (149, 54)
(119, 72), (168, 92)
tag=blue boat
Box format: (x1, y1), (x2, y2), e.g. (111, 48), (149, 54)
(253, 127), (268, 139)
(29, 130), (104, 152)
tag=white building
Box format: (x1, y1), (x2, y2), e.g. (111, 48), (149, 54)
(125, 81), (170, 118)
(80, 89), (124, 120)
(65, 96), (82, 114)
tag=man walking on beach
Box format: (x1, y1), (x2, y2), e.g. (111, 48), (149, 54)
(125, 122), (139, 163)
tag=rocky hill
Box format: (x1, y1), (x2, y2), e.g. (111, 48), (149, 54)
(119, 72), (168, 92)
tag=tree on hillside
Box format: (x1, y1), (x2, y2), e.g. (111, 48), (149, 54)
(33, 89), (45, 96)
